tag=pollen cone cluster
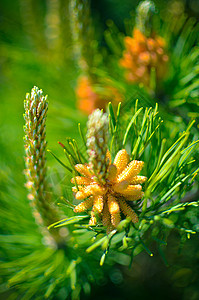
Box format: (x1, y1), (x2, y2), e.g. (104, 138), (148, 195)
(76, 76), (123, 115)
(120, 28), (169, 87)
(72, 149), (146, 233)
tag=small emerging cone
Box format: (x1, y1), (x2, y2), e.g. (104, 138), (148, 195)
(136, 0), (157, 37)
(86, 109), (110, 184)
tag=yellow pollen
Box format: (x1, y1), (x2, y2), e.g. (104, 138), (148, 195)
(113, 149), (129, 175)
(117, 160), (144, 183)
(75, 164), (92, 178)
(72, 148), (146, 232)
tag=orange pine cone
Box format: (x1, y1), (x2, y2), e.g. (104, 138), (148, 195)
(76, 76), (124, 115)
(120, 28), (169, 87)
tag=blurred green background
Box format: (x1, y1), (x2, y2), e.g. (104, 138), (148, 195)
(0, 0), (199, 299)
